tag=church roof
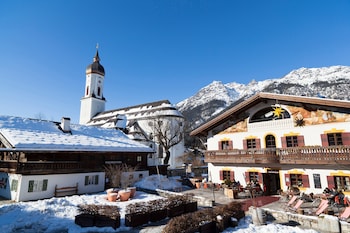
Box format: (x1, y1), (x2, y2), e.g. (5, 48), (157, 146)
(0, 115), (153, 152)
(86, 49), (105, 76)
(87, 100), (184, 127)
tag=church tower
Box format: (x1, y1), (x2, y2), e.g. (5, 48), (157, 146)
(79, 48), (106, 124)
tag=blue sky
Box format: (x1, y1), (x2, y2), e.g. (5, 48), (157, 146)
(1, 0), (350, 123)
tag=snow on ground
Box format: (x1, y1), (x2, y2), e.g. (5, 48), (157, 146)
(0, 175), (320, 233)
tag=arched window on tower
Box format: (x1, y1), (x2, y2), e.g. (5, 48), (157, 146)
(86, 86), (89, 96)
(97, 87), (101, 96)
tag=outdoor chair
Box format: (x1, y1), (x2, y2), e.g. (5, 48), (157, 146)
(288, 199), (304, 212)
(338, 206), (350, 221)
(303, 199), (328, 215)
(314, 201), (329, 216)
(285, 195), (297, 207)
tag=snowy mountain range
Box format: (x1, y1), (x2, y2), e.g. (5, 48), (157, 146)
(176, 65), (350, 129)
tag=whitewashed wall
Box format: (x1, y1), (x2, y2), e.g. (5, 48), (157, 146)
(208, 120), (350, 150)
(3, 172), (105, 202)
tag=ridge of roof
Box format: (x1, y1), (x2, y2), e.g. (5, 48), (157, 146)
(99, 100), (171, 114)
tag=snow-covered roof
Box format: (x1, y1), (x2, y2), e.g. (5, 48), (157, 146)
(0, 116), (153, 152)
(87, 100), (183, 127)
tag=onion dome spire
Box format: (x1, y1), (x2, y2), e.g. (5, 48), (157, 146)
(86, 44), (105, 76)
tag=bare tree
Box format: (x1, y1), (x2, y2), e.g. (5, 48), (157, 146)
(153, 117), (183, 165)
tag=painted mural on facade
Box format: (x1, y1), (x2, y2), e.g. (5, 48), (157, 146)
(219, 105), (350, 134)
(288, 106), (350, 125)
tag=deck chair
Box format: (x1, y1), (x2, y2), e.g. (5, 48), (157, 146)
(314, 199), (328, 212)
(339, 206), (350, 221)
(315, 202), (329, 216)
(289, 199), (304, 212)
(303, 199), (328, 215)
(286, 196), (298, 207)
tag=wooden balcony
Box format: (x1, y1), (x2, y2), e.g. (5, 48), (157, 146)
(0, 160), (101, 175)
(205, 146), (350, 165)
(205, 148), (279, 164)
(279, 146), (350, 165)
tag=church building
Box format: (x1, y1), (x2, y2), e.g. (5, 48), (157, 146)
(79, 49), (185, 169)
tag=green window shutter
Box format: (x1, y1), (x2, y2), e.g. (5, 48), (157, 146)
(11, 180), (18, 191)
(95, 175), (99, 185)
(85, 176), (89, 185)
(42, 179), (48, 191)
(28, 180), (34, 192)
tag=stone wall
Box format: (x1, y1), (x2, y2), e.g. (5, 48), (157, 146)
(259, 207), (350, 233)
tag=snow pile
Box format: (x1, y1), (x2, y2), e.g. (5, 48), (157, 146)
(134, 174), (182, 190)
(0, 175), (320, 233)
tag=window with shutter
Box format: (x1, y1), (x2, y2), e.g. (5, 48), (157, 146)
(327, 133), (343, 146)
(246, 139), (257, 149)
(220, 140), (230, 150)
(28, 180), (47, 192)
(85, 175), (99, 186)
(43, 179), (48, 191)
(28, 180), (34, 192)
(286, 136), (298, 147)
(333, 176), (350, 190)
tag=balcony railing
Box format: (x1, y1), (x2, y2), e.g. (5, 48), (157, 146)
(205, 146), (350, 165)
(0, 161), (101, 174)
(205, 148), (279, 164)
(279, 146), (350, 165)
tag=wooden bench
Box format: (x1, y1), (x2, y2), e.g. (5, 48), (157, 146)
(54, 183), (78, 197)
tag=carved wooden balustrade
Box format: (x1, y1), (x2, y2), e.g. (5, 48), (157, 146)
(279, 146), (350, 165)
(205, 146), (350, 165)
(205, 148), (279, 164)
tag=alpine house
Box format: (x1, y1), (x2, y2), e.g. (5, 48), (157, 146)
(0, 116), (153, 201)
(190, 92), (350, 196)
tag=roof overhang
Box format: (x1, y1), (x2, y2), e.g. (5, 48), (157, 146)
(190, 92), (350, 137)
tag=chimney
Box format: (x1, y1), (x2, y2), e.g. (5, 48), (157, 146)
(61, 117), (71, 133)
